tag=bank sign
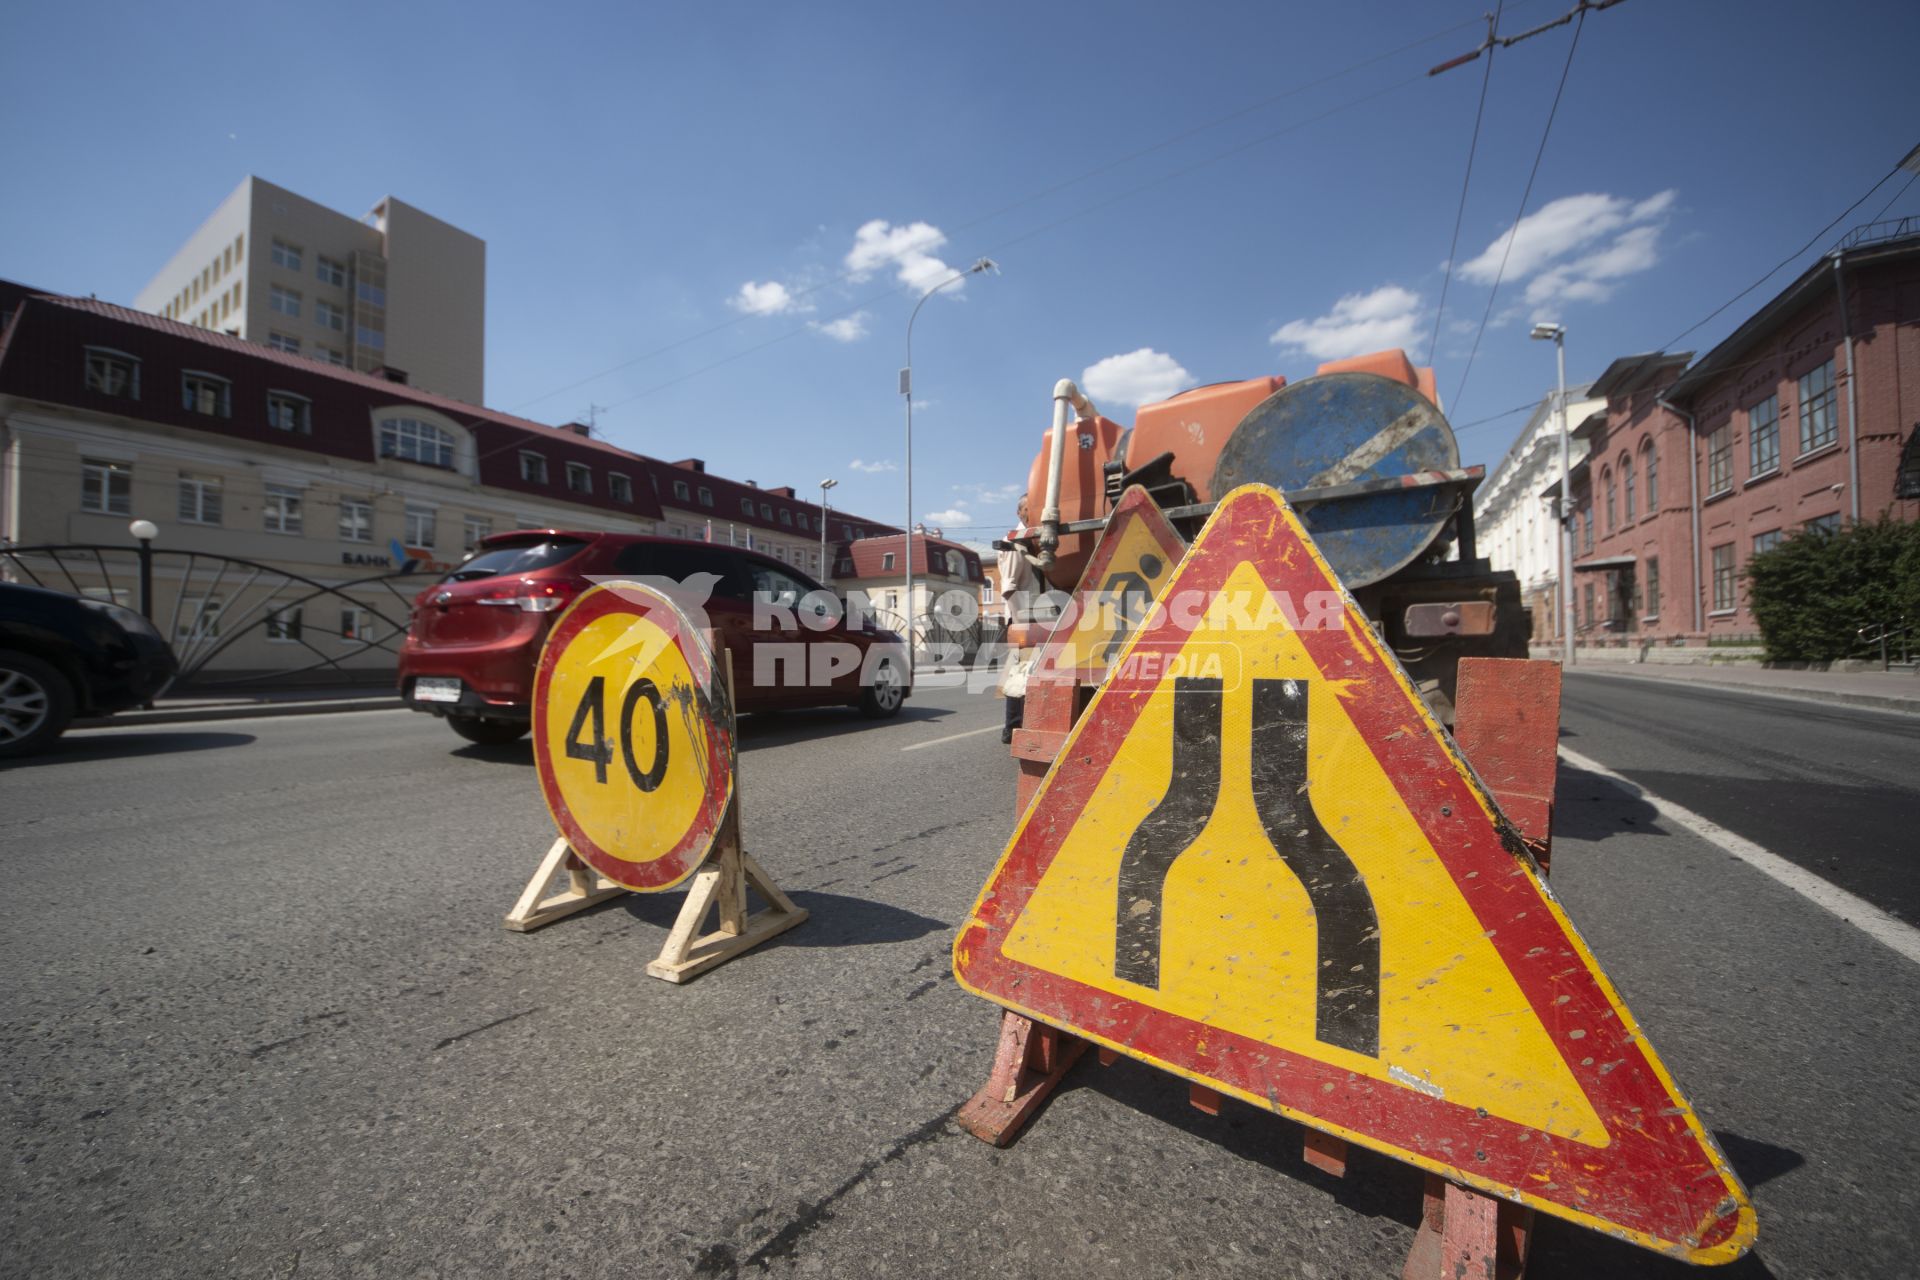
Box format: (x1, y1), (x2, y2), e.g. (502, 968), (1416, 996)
(341, 539), (455, 575)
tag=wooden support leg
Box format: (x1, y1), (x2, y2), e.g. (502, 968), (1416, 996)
(504, 836), (627, 932)
(1302, 1130), (1349, 1177)
(1402, 1175), (1533, 1280)
(956, 1010), (1089, 1146)
(646, 798), (808, 984)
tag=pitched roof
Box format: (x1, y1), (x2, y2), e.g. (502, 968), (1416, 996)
(837, 532), (983, 581)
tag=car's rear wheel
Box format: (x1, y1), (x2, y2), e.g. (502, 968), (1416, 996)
(858, 658), (905, 719)
(447, 714), (528, 746)
(0, 650), (76, 759)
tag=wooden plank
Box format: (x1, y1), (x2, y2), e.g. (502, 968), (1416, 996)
(504, 836), (627, 932)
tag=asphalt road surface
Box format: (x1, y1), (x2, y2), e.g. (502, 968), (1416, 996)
(3, 678), (1917, 1278)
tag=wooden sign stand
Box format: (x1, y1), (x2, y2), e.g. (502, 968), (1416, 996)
(962, 657), (1562, 1279)
(504, 638), (807, 983)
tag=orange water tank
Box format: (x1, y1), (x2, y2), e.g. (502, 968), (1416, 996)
(1018, 414), (1124, 590)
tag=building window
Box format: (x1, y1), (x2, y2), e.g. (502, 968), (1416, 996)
(740, 498), (755, 516)
(266, 391), (310, 432)
(339, 498), (372, 543)
(263, 483), (304, 534)
(698, 486), (713, 507)
(84, 347), (140, 398)
(1753, 529), (1782, 555)
(1581, 506), (1593, 553)
(1706, 423), (1732, 495)
(265, 606), (303, 643)
(1798, 360), (1837, 454)
(1748, 394), (1780, 477)
(464, 516), (492, 551)
(317, 346), (348, 367)
(1805, 512), (1843, 536)
(356, 281), (386, 307)
(566, 462), (592, 495)
(1602, 467), (1615, 533)
(315, 300), (345, 332)
(316, 256), (346, 287)
(403, 505), (436, 547)
(670, 479), (691, 501)
(355, 325), (386, 352)
(1711, 544), (1736, 612)
(177, 596), (223, 642)
(882, 552), (896, 571)
(267, 332), (301, 354)
(609, 473), (633, 504)
(180, 372), (230, 418)
(270, 284), (301, 318)
(1581, 581), (1594, 628)
(1645, 557), (1660, 617)
(340, 606), (375, 642)
(271, 239), (302, 270)
(381, 418), (457, 468)
(81, 459), (132, 515)
(778, 509), (793, 526)
(178, 473), (223, 524)
(519, 452), (549, 484)
(760, 503), (773, 520)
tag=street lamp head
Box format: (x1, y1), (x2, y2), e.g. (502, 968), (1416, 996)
(968, 258), (999, 276)
(1530, 322), (1565, 342)
(128, 519), (159, 542)
(820, 478), (838, 491)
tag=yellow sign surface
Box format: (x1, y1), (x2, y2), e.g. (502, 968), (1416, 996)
(535, 583), (733, 892)
(1037, 486), (1183, 679)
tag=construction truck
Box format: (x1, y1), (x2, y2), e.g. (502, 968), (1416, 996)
(1000, 348), (1530, 721)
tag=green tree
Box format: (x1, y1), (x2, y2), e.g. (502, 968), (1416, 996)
(1746, 517), (1920, 662)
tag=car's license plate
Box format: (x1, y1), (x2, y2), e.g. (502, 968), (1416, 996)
(414, 677), (462, 703)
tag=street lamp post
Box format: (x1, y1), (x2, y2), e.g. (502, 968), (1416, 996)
(1531, 322), (1573, 667)
(129, 518), (159, 620)
(818, 478), (837, 581)
(901, 257), (996, 649)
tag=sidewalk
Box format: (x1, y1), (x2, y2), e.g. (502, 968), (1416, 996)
(73, 683), (401, 729)
(1562, 660), (1920, 715)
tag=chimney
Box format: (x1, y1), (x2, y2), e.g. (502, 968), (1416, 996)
(672, 458), (706, 473)
(745, 479), (758, 488)
(373, 365), (410, 385)
(768, 485), (795, 498)
(561, 422), (592, 437)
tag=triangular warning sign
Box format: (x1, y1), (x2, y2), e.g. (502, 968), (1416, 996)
(954, 484), (1755, 1263)
(1031, 485), (1187, 684)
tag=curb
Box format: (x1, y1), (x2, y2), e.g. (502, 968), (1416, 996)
(73, 696), (403, 729)
(1564, 665), (1920, 716)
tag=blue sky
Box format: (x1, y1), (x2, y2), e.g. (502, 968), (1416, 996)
(4, 0), (1917, 544)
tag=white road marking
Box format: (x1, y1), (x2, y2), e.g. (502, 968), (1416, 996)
(900, 724), (1002, 752)
(1559, 745), (1920, 967)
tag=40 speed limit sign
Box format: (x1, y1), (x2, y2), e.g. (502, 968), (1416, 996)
(533, 581), (734, 892)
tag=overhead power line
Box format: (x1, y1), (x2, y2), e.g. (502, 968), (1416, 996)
(1428, 3), (1504, 368)
(1448, 3), (1588, 414)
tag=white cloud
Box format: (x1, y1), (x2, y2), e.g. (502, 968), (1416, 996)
(922, 507), (970, 528)
(849, 458), (897, 474)
(812, 310), (869, 342)
(844, 219), (960, 295)
(956, 480), (1026, 505)
(730, 280), (797, 316)
(1457, 190), (1677, 319)
(1269, 285), (1424, 361)
(1081, 348), (1193, 408)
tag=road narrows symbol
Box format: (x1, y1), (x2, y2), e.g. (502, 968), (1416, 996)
(1113, 676), (1380, 1057)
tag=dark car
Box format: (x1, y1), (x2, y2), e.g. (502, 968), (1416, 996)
(397, 531), (911, 745)
(0, 582), (179, 757)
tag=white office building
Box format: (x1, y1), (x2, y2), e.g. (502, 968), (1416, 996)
(1474, 384), (1600, 643)
(134, 176), (485, 404)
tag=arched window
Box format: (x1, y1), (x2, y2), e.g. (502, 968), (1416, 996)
(373, 409), (473, 476)
(1643, 440), (1659, 511)
(1621, 452), (1636, 522)
(1602, 466), (1616, 533)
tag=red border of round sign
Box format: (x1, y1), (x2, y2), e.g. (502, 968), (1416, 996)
(532, 582), (734, 892)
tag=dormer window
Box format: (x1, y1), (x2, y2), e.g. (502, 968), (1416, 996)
(267, 391), (311, 433)
(520, 451), (549, 484)
(741, 498), (754, 516)
(84, 348), (140, 399)
(673, 479), (691, 501)
(380, 416), (457, 469)
(778, 509), (792, 526)
(566, 462), (592, 495)
(698, 486), (713, 507)
(609, 473), (633, 503)
(181, 371), (232, 418)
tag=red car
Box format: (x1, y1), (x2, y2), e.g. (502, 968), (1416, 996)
(398, 531), (911, 745)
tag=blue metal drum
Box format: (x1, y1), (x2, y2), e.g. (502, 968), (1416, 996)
(1208, 373), (1459, 588)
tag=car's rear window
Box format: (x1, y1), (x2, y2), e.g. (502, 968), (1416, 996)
(443, 538), (589, 582)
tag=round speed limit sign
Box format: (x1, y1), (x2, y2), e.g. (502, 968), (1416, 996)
(533, 581), (734, 892)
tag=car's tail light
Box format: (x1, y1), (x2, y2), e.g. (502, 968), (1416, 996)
(475, 581), (576, 612)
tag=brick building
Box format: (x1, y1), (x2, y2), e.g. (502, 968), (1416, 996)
(1541, 225), (1920, 648)
(832, 531), (984, 648)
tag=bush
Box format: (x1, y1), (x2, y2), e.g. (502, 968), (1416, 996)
(1746, 517), (1920, 662)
